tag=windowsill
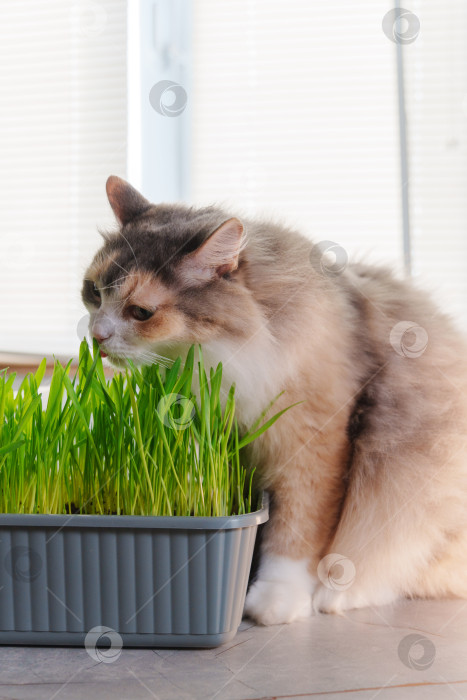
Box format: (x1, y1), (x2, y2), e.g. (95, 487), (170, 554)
(0, 352), (77, 375)
(0, 352), (114, 379)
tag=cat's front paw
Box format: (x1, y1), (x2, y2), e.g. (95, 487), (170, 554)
(312, 584), (350, 614)
(244, 579), (312, 625)
(313, 583), (397, 614)
(243, 554), (314, 626)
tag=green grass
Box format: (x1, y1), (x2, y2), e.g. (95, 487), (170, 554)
(0, 340), (289, 517)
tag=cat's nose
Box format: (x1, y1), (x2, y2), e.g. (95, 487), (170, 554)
(93, 330), (111, 343)
(91, 318), (115, 344)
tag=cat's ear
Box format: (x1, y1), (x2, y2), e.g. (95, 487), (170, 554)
(106, 175), (152, 226)
(181, 218), (245, 285)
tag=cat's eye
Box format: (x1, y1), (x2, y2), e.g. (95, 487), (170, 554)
(129, 305), (154, 322)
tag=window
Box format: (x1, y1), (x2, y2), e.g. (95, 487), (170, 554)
(0, 0), (127, 356)
(191, 1), (403, 269)
(2, 0), (467, 361)
(403, 1), (467, 328)
(190, 0), (467, 328)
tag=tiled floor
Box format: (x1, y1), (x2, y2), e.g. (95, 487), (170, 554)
(1, 599), (467, 699)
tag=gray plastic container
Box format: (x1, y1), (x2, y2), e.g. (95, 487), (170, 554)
(0, 495), (268, 648)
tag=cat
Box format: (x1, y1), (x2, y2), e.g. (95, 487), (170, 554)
(82, 175), (467, 625)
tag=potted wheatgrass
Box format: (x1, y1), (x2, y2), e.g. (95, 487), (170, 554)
(0, 341), (285, 647)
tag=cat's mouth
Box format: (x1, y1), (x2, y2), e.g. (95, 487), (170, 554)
(98, 349), (131, 369)
(95, 344), (120, 364)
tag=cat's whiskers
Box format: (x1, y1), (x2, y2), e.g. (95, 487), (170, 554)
(118, 230), (138, 269)
(101, 272), (140, 294)
(111, 259), (131, 276)
(139, 348), (174, 367)
(113, 297), (131, 312)
(107, 287), (139, 314)
(151, 350), (174, 363)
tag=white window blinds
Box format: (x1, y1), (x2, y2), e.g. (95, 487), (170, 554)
(403, 1), (467, 329)
(2, 0), (467, 358)
(191, 1), (403, 270)
(190, 1), (467, 332)
(0, 0), (127, 356)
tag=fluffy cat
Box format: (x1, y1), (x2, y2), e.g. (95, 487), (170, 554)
(82, 175), (467, 625)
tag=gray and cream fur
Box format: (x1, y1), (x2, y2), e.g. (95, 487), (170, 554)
(82, 176), (467, 624)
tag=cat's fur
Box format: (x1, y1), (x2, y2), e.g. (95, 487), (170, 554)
(82, 176), (467, 625)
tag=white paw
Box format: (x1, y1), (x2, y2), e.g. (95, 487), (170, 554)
(313, 584), (350, 614)
(314, 551), (360, 613)
(245, 579), (312, 625)
(313, 583), (397, 614)
(243, 555), (315, 626)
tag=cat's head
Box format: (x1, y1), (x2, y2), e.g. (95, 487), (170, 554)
(82, 176), (259, 367)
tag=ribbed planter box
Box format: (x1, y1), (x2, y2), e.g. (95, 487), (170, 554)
(0, 496), (268, 648)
